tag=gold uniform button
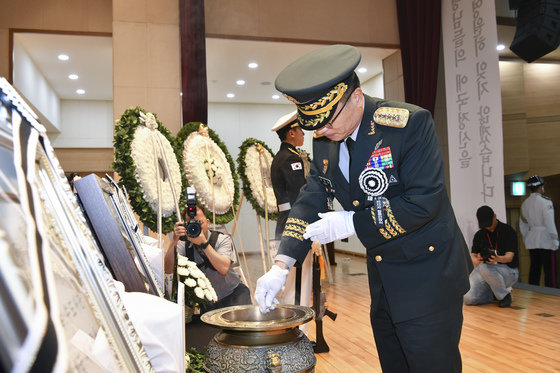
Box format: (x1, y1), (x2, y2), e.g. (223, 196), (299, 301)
(353, 200), (359, 206)
(375, 255), (382, 262)
(428, 246), (435, 252)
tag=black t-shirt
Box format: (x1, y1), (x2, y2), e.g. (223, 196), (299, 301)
(471, 221), (518, 268)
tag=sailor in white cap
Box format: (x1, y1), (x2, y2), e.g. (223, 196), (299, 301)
(520, 175), (559, 286)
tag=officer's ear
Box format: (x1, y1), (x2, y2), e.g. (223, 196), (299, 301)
(352, 88), (364, 108)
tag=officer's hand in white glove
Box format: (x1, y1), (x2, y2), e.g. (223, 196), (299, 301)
(254, 264), (289, 313)
(303, 211), (356, 244)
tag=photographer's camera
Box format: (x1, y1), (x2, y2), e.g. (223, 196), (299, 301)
(480, 247), (496, 263)
(180, 187), (201, 241)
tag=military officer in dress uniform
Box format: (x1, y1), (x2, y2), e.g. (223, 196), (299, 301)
(271, 110), (307, 239)
(270, 111), (313, 325)
(254, 45), (472, 372)
(520, 175), (559, 287)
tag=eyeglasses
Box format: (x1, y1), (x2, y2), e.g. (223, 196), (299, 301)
(324, 90), (352, 129)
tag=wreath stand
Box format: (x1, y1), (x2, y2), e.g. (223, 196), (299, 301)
(256, 144), (274, 274)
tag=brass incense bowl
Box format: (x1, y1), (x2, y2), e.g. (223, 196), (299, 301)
(201, 305), (316, 372)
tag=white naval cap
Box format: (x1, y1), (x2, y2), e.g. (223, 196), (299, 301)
(271, 110), (298, 132)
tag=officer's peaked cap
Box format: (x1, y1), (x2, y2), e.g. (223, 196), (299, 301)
(275, 44), (361, 131)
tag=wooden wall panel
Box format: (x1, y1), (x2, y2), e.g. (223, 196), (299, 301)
(502, 117), (529, 175)
(54, 148), (114, 173)
(113, 0), (182, 135)
(499, 61), (526, 116)
(527, 120), (560, 176)
(382, 50), (405, 102)
(524, 63), (560, 119)
(204, 0), (399, 47)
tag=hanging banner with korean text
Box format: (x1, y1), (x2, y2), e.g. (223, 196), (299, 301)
(441, 0), (505, 245)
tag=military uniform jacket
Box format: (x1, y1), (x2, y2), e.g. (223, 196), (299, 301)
(279, 95), (472, 323)
(520, 193), (559, 250)
(271, 142), (307, 235)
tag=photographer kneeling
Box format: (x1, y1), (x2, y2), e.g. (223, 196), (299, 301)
(464, 205), (519, 308)
(164, 204), (251, 312)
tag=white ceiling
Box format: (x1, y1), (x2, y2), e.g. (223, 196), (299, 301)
(206, 38), (396, 104)
(13, 33), (396, 105)
(15, 33), (113, 101)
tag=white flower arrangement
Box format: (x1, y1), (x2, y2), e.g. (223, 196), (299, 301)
(176, 254), (218, 309)
(183, 130), (235, 215)
(244, 144), (277, 214)
(129, 112), (182, 217)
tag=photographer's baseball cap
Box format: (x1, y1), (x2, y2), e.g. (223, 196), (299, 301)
(476, 205), (494, 228)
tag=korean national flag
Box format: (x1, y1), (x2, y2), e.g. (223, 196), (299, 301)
(291, 162), (302, 171)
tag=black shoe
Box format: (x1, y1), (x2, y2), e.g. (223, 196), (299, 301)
(498, 293), (512, 308)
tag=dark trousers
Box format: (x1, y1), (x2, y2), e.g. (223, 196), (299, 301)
(529, 249), (553, 287)
(371, 288), (463, 373)
(203, 283), (252, 312)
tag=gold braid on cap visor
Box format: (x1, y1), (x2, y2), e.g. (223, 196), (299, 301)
(284, 82), (348, 129)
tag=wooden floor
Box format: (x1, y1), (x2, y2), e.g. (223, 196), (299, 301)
(291, 254), (560, 373)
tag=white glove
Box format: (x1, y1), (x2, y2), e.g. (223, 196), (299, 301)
(303, 211), (356, 244)
(552, 239), (559, 251)
(254, 264), (289, 313)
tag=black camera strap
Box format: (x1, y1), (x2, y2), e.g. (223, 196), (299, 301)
(192, 230), (221, 271)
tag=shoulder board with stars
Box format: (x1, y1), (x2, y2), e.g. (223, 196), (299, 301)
(373, 107), (409, 128)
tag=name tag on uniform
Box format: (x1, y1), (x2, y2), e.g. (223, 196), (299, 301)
(291, 162), (302, 171)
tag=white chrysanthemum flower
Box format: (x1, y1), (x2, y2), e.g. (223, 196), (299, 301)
(130, 123), (182, 217)
(186, 261), (197, 268)
(185, 354), (190, 369)
(194, 287), (205, 299)
(210, 288), (218, 302)
(177, 255), (189, 266)
(244, 145), (277, 213)
(184, 278), (197, 287)
(183, 132), (234, 214)
(190, 267), (203, 279)
(177, 267), (190, 276)
(197, 278), (206, 289)
(204, 289), (213, 301)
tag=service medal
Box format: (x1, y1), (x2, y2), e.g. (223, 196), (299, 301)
(359, 168), (388, 197)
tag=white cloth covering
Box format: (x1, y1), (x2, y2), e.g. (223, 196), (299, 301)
(115, 281), (183, 373)
(141, 235), (164, 289)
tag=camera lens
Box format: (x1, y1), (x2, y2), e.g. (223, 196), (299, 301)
(186, 221), (201, 238)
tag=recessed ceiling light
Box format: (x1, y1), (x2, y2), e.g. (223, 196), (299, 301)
(58, 54), (69, 61)
(496, 44), (506, 51)
(272, 94), (280, 100)
(357, 67), (367, 73)
(68, 74), (79, 80)
(248, 62), (258, 69)
(76, 89), (85, 95)
(236, 80), (246, 86)
(226, 93), (235, 98)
